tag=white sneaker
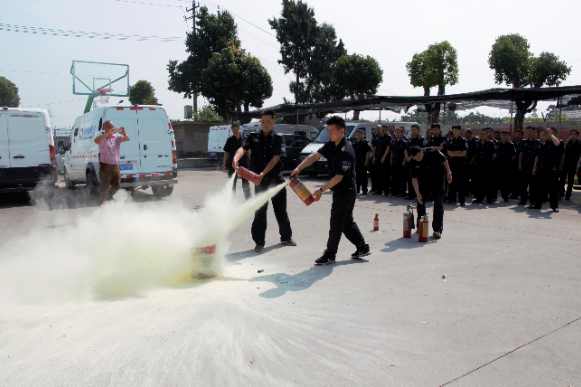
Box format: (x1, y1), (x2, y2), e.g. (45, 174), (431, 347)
(433, 232), (441, 239)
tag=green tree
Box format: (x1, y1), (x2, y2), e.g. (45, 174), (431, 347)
(201, 43), (273, 116)
(167, 7), (239, 108)
(334, 54), (383, 119)
(194, 105), (223, 122)
(0, 76), (20, 107)
(269, 1), (346, 107)
(488, 33), (571, 130)
(406, 41), (458, 124)
(129, 80), (159, 105)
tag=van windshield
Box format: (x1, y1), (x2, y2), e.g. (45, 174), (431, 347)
(312, 125), (355, 143)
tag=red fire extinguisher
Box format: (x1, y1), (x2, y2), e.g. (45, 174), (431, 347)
(403, 204), (414, 238)
(373, 213), (379, 231)
(236, 166), (261, 185)
(418, 215), (429, 242)
(289, 177), (315, 206)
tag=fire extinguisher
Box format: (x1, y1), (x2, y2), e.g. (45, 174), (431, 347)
(418, 215), (429, 242)
(403, 204), (414, 238)
(236, 166), (262, 185)
(373, 213), (379, 231)
(289, 177), (315, 206)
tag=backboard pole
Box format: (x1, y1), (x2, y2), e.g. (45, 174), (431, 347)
(84, 96), (96, 114)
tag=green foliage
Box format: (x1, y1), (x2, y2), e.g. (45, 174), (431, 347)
(406, 41), (458, 95)
(129, 80), (159, 105)
(269, 1), (347, 105)
(167, 7), (239, 99)
(400, 110), (505, 125)
(0, 76), (20, 107)
(523, 111), (544, 123)
(201, 43), (273, 114)
(529, 52), (572, 88)
(194, 105), (223, 122)
(334, 54), (383, 99)
(488, 34), (531, 88)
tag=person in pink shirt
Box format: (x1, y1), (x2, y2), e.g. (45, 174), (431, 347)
(94, 120), (130, 205)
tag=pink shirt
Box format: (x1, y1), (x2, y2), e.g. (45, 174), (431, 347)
(99, 134), (124, 165)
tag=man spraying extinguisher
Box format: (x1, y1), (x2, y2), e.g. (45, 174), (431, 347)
(408, 145), (453, 239)
(292, 116), (370, 265)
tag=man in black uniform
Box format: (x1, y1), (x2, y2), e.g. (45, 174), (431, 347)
(370, 125), (381, 193)
(446, 125), (468, 206)
(409, 145), (453, 239)
(511, 129), (524, 199)
(351, 128), (371, 194)
(530, 129), (561, 212)
(292, 116), (370, 265)
(549, 127), (566, 199)
(373, 125), (392, 196)
(390, 127), (408, 197)
(561, 130), (581, 200)
(495, 130), (517, 202)
(518, 126), (540, 206)
(471, 132), (497, 204)
(233, 109), (295, 252)
(465, 129), (478, 197)
(222, 123), (251, 200)
(404, 124), (425, 199)
(427, 123), (446, 152)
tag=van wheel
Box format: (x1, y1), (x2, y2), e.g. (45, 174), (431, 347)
(152, 185), (174, 198)
(64, 168), (74, 189)
(86, 170), (99, 197)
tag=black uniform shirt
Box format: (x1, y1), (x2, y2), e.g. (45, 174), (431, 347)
(375, 134), (392, 159)
(495, 141), (516, 166)
(427, 134), (446, 149)
(409, 147), (447, 184)
(564, 140), (581, 168)
(242, 130), (285, 178)
(351, 139), (371, 163)
(536, 140), (560, 171)
(473, 140), (497, 167)
(406, 135), (425, 151)
(223, 134), (248, 165)
(391, 137), (408, 163)
(466, 137), (479, 161)
(317, 137), (357, 192)
(518, 138), (540, 168)
(445, 136), (467, 164)
(513, 140), (523, 159)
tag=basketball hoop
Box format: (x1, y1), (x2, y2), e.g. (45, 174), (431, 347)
(97, 88), (113, 104)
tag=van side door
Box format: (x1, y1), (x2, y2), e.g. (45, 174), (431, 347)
(0, 113), (9, 169)
(135, 108), (172, 173)
(7, 113), (49, 169)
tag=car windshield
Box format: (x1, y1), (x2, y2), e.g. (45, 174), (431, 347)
(312, 125), (356, 143)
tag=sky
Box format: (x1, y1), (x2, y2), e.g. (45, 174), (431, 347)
(2, 0), (581, 128)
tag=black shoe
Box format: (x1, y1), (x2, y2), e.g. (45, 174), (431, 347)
(518, 201), (527, 205)
(351, 244), (371, 259)
(254, 245), (264, 252)
(405, 195), (413, 200)
(473, 200), (482, 204)
(460, 202), (466, 206)
(509, 195), (519, 200)
(487, 201), (494, 205)
(315, 255), (335, 265)
(503, 198), (509, 202)
(528, 205), (541, 209)
(373, 192), (383, 196)
(565, 197), (570, 201)
(433, 231), (442, 239)
(281, 239), (297, 246)
(552, 207), (559, 213)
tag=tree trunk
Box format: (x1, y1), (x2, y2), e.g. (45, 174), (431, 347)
(353, 110), (361, 120)
(514, 100), (535, 130)
(429, 84), (445, 124)
(423, 87), (432, 123)
(244, 102), (249, 113)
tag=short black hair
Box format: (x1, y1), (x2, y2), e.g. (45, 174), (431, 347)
(261, 109), (276, 119)
(514, 129), (524, 135)
(431, 123), (441, 129)
(494, 130), (501, 135)
(409, 145), (422, 156)
(451, 125), (461, 130)
(485, 127), (493, 132)
(525, 126), (535, 131)
(381, 125), (389, 130)
(501, 130), (509, 135)
(231, 122), (240, 128)
(326, 116), (346, 130)
(465, 129), (473, 134)
(571, 129), (579, 135)
(411, 124), (420, 130)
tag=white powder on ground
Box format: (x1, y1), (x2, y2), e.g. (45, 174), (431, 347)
(0, 175), (288, 305)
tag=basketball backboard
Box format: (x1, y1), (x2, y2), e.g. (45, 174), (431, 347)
(71, 60), (130, 97)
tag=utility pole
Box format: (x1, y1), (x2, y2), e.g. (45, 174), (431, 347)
(185, 0), (199, 114)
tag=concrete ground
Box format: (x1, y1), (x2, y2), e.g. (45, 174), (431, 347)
(0, 169), (580, 386)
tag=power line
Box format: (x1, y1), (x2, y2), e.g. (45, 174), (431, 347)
(115, 0), (183, 7)
(0, 23), (182, 42)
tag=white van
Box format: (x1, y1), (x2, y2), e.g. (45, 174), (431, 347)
(63, 105), (177, 198)
(0, 108), (57, 193)
(207, 123), (319, 163)
(298, 121), (419, 176)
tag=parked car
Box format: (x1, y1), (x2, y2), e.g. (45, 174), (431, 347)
(280, 134), (312, 170)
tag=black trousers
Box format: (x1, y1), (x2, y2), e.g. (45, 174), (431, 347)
(448, 161), (466, 204)
(355, 162), (368, 193)
(475, 165), (495, 203)
(497, 163), (513, 201)
(520, 167), (536, 205)
(511, 162), (521, 197)
(227, 167), (251, 199)
(252, 176), (292, 246)
(324, 189), (366, 258)
(391, 161), (407, 196)
(535, 169), (559, 209)
(466, 163), (475, 196)
(416, 179), (445, 233)
(374, 161), (390, 194)
(559, 165), (577, 198)
(369, 162), (377, 191)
